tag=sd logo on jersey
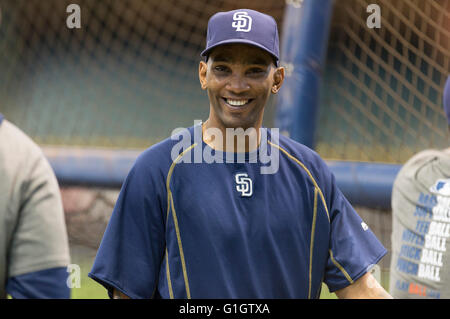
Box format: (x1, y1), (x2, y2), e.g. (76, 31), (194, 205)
(232, 11), (252, 32)
(235, 173), (253, 197)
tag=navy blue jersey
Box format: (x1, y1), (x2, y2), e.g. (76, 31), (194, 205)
(89, 124), (386, 298)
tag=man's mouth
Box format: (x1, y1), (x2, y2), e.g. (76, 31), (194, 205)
(223, 98), (253, 107)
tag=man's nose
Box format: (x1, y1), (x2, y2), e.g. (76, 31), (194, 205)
(226, 73), (250, 94)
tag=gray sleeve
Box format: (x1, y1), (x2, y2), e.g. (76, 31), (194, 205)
(8, 147), (70, 277)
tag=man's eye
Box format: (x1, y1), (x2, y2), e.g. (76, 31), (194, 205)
(214, 66), (229, 72)
(247, 68), (265, 75)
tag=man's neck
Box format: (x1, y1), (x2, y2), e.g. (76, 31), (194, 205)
(202, 119), (262, 153)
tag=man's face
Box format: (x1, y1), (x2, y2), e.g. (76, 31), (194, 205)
(199, 43), (284, 130)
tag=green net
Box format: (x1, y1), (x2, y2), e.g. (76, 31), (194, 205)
(0, 0), (285, 148)
(316, 0), (450, 163)
(1, 0), (449, 162)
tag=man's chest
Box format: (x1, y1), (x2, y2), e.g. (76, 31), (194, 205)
(167, 163), (318, 245)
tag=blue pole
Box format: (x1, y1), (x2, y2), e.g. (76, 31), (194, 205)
(44, 147), (140, 188)
(326, 161), (401, 210)
(276, 0), (334, 148)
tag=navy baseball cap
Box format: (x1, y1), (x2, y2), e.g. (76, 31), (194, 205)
(201, 9), (280, 65)
(444, 76), (450, 124)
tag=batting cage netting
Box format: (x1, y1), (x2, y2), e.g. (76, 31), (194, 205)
(1, 0), (448, 158)
(315, 0), (449, 282)
(0, 0), (284, 148)
(317, 0), (450, 163)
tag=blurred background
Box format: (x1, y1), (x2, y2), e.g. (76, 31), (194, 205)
(0, 0), (449, 298)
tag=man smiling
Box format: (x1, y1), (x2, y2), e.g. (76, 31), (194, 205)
(89, 9), (391, 299)
(200, 43), (282, 131)
(199, 43), (282, 154)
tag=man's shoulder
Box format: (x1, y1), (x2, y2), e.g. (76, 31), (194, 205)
(394, 149), (448, 186)
(0, 120), (39, 147)
(269, 131), (333, 186)
(0, 120), (43, 162)
(397, 149), (443, 175)
(406, 149), (444, 164)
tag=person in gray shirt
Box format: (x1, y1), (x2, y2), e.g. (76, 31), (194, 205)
(390, 76), (450, 299)
(0, 114), (71, 298)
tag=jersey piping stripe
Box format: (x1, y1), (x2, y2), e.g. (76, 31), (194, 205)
(329, 249), (354, 284)
(308, 187), (319, 299)
(165, 143), (197, 299)
(170, 194), (191, 298)
(269, 141), (353, 284)
(268, 141), (330, 222)
(165, 248), (174, 299)
(166, 144), (197, 223)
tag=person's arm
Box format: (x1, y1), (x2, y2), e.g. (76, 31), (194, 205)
(6, 267), (70, 299)
(113, 288), (131, 299)
(335, 272), (392, 299)
(309, 157), (389, 297)
(6, 131), (70, 298)
(88, 149), (167, 299)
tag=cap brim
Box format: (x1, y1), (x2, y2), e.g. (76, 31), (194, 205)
(201, 39), (279, 65)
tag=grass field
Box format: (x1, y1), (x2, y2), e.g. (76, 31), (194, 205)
(69, 244), (108, 299)
(73, 270), (340, 299)
(70, 261), (108, 299)
(73, 266), (340, 299)
(73, 272), (389, 299)
(70, 243), (389, 299)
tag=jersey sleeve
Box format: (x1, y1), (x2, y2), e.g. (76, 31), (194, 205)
(6, 267), (70, 299)
(8, 149), (70, 278)
(322, 171), (387, 293)
(88, 152), (166, 299)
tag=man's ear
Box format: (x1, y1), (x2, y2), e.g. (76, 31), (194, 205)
(199, 61), (208, 90)
(271, 67), (285, 94)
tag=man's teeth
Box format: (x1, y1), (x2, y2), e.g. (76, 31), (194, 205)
(226, 99), (249, 106)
